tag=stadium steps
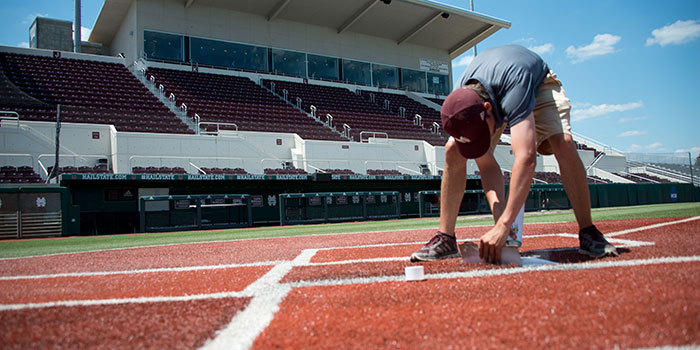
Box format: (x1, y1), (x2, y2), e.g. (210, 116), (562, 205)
(262, 79), (447, 146)
(258, 82), (350, 141)
(133, 65), (198, 133)
(144, 67), (347, 141)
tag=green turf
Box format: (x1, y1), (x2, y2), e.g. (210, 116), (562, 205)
(0, 202), (698, 259)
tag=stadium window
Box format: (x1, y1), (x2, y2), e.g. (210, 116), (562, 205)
(230, 43), (267, 72)
(189, 37), (268, 72)
(308, 54), (339, 81)
(271, 49), (306, 77)
(143, 30), (184, 62)
(341, 59), (371, 86)
(427, 72), (449, 96)
(400, 68), (427, 93)
(190, 37), (236, 68)
(371, 64), (399, 89)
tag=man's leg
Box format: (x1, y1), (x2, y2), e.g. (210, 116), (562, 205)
(410, 141), (464, 262)
(547, 133), (617, 257)
(439, 142), (467, 235)
(547, 133), (592, 230)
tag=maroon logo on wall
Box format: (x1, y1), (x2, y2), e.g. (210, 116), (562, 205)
(92, 132), (100, 139)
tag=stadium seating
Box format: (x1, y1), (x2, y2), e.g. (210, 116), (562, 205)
(533, 171), (562, 184)
(46, 165), (110, 176)
(367, 169), (403, 176)
(321, 169), (358, 175)
(263, 79), (447, 145)
(361, 90), (443, 131)
(0, 165), (42, 183)
(198, 167), (249, 175)
(616, 172), (670, 183)
(427, 97), (445, 105)
(146, 68), (345, 141)
(264, 168), (308, 175)
(131, 166), (188, 174)
(0, 52), (192, 134)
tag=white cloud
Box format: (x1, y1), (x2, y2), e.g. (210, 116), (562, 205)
(617, 130), (647, 137)
(566, 34), (621, 63)
(619, 116), (648, 123)
(626, 142), (665, 153)
(674, 147), (700, 159)
(17, 42), (29, 48)
(571, 101), (643, 122)
(646, 19), (700, 47)
(528, 43), (554, 56)
(452, 54), (474, 68)
(514, 37), (536, 45)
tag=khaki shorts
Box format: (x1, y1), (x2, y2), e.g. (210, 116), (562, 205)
(489, 70), (572, 155)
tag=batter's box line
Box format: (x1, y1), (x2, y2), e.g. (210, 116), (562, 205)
(285, 255), (700, 289)
(556, 233), (655, 248)
(606, 216), (700, 238)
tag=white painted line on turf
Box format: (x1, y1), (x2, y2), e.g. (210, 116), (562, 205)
(201, 285), (291, 350)
(606, 216), (700, 237)
(286, 255), (700, 289)
(0, 290), (248, 311)
(3, 254), (699, 314)
(628, 345), (700, 350)
(0, 260), (285, 281)
(556, 234), (655, 248)
(200, 249), (318, 350)
(307, 257), (408, 266)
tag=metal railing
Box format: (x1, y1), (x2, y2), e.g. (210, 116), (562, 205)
(360, 131), (388, 143)
(198, 122), (239, 137)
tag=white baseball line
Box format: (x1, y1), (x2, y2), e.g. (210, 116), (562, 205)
(200, 249), (317, 350)
(0, 260), (285, 281)
(606, 216), (700, 237)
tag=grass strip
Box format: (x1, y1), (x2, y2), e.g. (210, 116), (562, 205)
(0, 202), (697, 259)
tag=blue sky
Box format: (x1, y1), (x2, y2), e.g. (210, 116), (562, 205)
(1, 0), (699, 162)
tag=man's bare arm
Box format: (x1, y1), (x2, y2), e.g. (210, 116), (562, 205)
(475, 113), (537, 262)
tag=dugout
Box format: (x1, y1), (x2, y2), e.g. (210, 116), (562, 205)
(58, 173), (483, 235)
(0, 186), (78, 238)
(54, 174), (697, 236)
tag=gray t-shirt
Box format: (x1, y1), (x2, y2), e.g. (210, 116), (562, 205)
(458, 45), (549, 128)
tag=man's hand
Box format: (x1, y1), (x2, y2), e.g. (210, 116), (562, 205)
(478, 224), (517, 264)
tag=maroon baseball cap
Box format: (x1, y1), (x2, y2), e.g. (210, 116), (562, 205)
(441, 88), (490, 159)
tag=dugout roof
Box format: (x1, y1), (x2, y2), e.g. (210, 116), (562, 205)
(90, 0), (510, 59)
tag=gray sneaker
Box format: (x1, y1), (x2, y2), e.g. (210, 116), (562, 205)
(410, 232), (460, 262)
(579, 225), (618, 258)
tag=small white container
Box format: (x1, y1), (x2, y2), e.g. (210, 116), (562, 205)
(405, 265), (425, 281)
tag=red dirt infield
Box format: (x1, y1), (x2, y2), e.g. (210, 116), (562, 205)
(0, 216), (698, 349)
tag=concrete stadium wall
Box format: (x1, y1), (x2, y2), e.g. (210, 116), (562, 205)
(0, 121), (114, 175)
(1, 121), (442, 176)
(110, 1), (138, 65)
(1, 119), (598, 179)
